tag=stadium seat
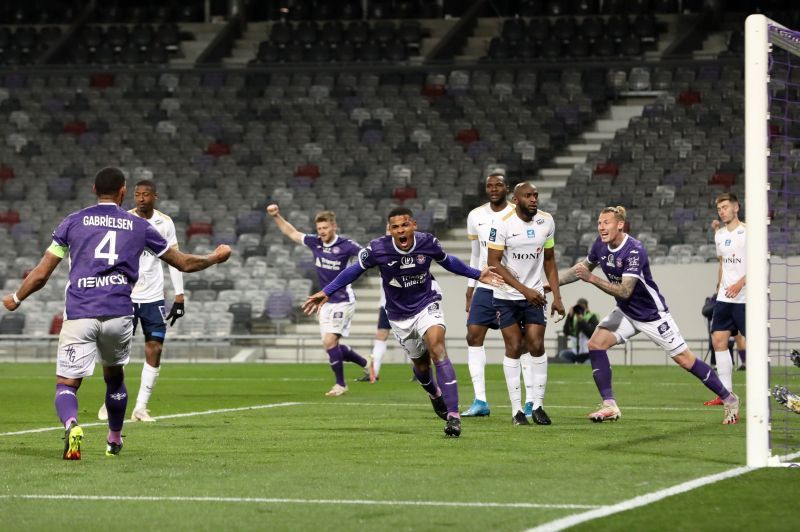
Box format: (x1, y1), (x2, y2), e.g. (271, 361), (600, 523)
(0, 313), (25, 334)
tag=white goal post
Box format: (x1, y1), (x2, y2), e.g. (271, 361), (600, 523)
(745, 14), (800, 467)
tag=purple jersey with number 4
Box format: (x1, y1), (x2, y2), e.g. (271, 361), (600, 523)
(52, 203), (170, 320)
(586, 234), (668, 322)
(358, 232), (446, 321)
(303, 234), (362, 304)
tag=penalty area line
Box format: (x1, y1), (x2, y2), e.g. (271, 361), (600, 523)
(0, 493), (600, 510)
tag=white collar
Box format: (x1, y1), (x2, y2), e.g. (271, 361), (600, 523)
(607, 234), (629, 253)
(392, 234), (416, 255)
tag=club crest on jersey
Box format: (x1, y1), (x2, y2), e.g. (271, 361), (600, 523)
(657, 322), (671, 336)
(416, 254), (426, 264)
(489, 228), (497, 241)
(333, 311), (343, 319)
(332, 246), (340, 254)
(724, 239), (731, 246)
(400, 256), (415, 269)
(527, 229), (535, 238)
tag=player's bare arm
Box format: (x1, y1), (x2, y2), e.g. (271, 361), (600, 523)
(160, 245), (231, 273)
(2, 250), (62, 311)
(558, 259), (596, 286)
(303, 291), (329, 315)
(543, 248), (565, 321)
(266, 204), (304, 244)
(487, 247), (546, 306)
(576, 262), (638, 299)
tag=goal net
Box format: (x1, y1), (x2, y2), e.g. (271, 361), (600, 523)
(745, 14), (800, 467)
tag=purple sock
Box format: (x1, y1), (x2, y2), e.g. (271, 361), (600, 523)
(104, 373), (128, 432)
(340, 344), (367, 367)
(589, 350), (615, 401)
(326, 346), (346, 386)
(688, 358), (730, 399)
(738, 349), (746, 365)
(434, 358), (460, 417)
(54, 383), (78, 428)
(412, 364), (439, 397)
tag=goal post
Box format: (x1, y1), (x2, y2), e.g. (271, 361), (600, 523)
(745, 14), (800, 467)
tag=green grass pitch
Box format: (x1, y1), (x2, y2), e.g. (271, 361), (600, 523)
(0, 362), (797, 531)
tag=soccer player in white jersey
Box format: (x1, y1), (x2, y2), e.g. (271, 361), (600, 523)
(98, 180), (185, 422)
(487, 182), (565, 426)
(463, 174), (538, 418)
(704, 193), (746, 406)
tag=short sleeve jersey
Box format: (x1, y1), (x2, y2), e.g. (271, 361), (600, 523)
(303, 234), (362, 304)
(714, 223), (746, 304)
(467, 202), (515, 290)
(358, 232), (446, 321)
(51, 203), (170, 320)
(487, 209), (555, 300)
(130, 208), (178, 304)
(587, 234), (668, 322)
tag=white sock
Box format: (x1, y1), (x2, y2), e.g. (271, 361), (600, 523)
(520, 352), (534, 404)
(372, 339), (387, 376)
(715, 350), (733, 393)
(135, 363), (160, 411)
(467, 345), (487, 402)
(531, 353), (548, 410)
(502, 356), (522, 415)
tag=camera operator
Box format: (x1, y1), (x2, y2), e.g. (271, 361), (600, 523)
(558, 298), (598, 364)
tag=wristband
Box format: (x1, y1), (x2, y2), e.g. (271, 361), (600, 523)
(12, 293), (21, 305)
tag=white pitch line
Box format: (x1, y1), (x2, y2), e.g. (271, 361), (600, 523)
(0, 493), (600, 510)
(0, 402), (303, 437)
(0, 400), (729, 438)
(526, 450), (800, 532)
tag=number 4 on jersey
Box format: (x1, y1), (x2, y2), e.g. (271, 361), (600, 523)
(94, 230), (119, 265)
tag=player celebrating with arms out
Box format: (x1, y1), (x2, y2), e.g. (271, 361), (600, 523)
(2, 167), (231, 459)
(487, 182), (565, 426)
(304, 207), (502, 437)
(267, 205), (369, 396)
(555, 206), (739, 424)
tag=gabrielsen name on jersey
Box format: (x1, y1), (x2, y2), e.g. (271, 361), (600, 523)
(51, 203), (169, 320)
(587, 234), (668, 322)
(358, 232), (446, 321)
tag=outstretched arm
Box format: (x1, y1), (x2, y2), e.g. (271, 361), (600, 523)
(3, 250), (62, 311)
(575, 261), (638, 300)
(438, 254), (502, 287)
(266, 204), (304, 244)
(558, 258), (597, 286)
(303, 263), (367, 315)
(160, 245), (231, 273)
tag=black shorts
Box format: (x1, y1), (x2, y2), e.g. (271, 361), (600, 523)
(133, 300), (167, 342)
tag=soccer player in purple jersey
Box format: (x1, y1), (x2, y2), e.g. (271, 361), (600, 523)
(2, 168), (231, 459)
(303, 207), (503, 437)
(555, 206), (739, 424)
(267, 204), (369, 396)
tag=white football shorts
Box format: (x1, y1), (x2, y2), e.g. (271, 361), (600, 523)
(598, 307), (687, 357)
(389, 301), (446, 359)
(56, 316), (134, 378)
(318, 301), (355, 338)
